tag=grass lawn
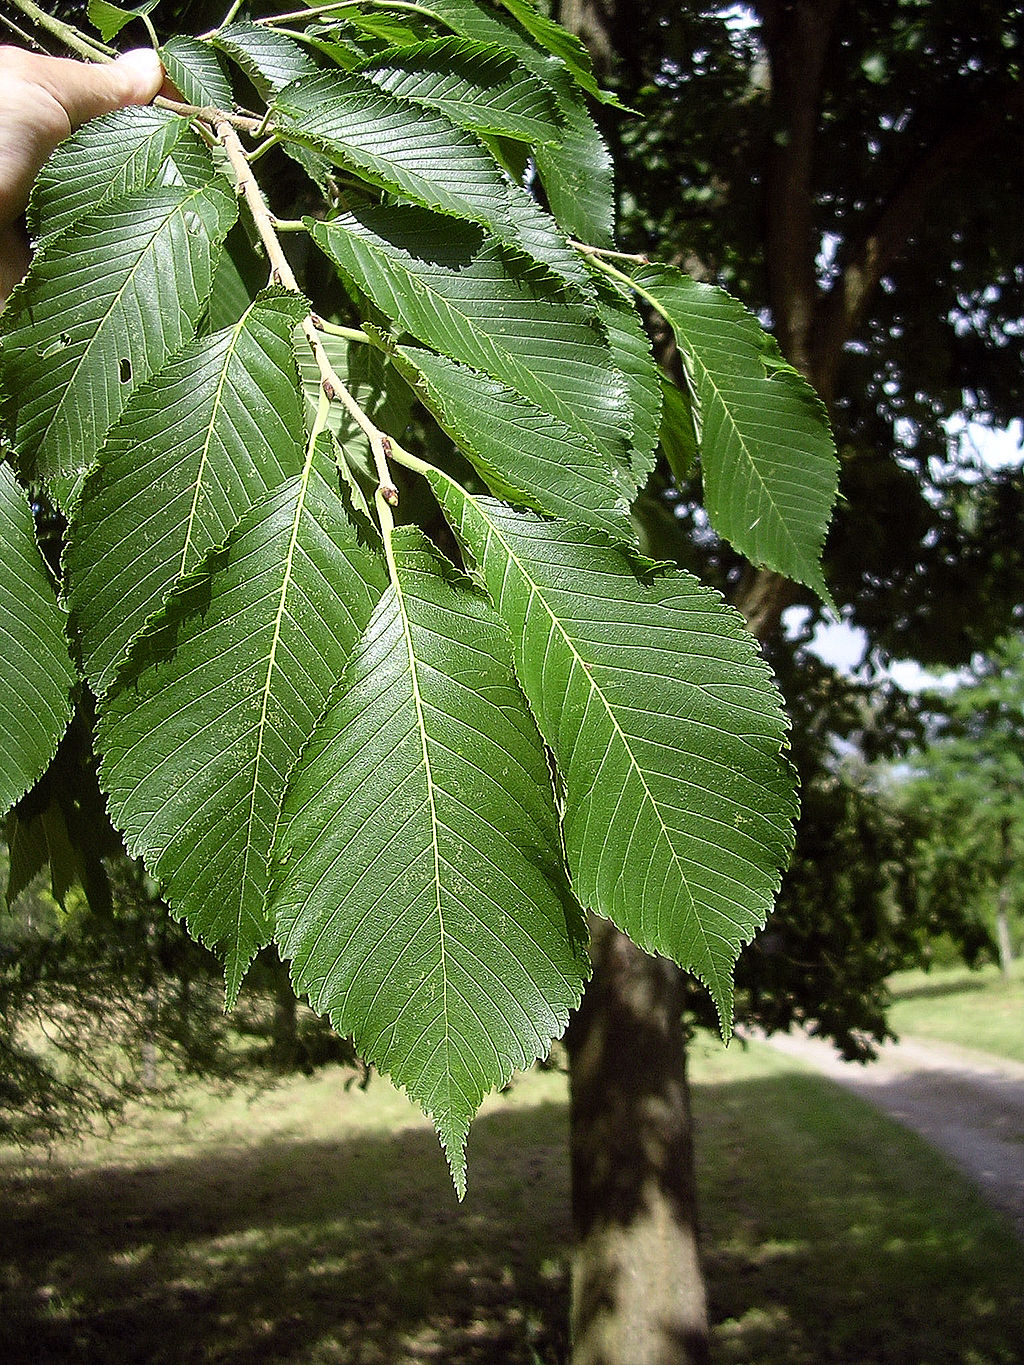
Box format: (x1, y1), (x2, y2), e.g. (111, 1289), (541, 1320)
(887, 958), (1024, 1064)
(1, 1038), (1022, 1364)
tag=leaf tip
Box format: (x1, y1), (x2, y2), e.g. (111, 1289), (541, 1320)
(438, 1118), (470, 1202)
(222, 944), (257, 1012)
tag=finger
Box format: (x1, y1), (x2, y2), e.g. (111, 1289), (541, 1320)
(36, 48), (165, 131)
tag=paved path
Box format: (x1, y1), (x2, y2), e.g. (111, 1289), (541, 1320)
(759, 1030), (1024, 1242)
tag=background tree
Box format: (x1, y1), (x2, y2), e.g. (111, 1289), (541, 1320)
(893, 634), (1024, 978)
(554, 3), (1024, 1361)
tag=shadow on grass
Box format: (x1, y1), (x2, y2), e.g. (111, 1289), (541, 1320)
(0, 1102), (572, 1365)
(888, 975), (993, 1003)
(3, 1072), (1024, 1365)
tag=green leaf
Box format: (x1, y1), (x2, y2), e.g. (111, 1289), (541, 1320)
(631, 264), (839, 605)
(160, 36), (234, 110)
(594, 277), (662, 489)
(328, 10), (430, 49)
(418, 0), (616, 243)
(396, 344), (635, 540)
(39, 803), (77, 908)
(357, 36), (563, 145)
(308, 205), (631, 468)
(433, 481), (798, 1030)
(530, 73), (615, 246)
(497, 0), (621, 105)
(97, 449), (387, 1004)
(274, 70), (585, 288)
(0, 183), (237, 484)
(270, 529), (587, 1193)
(4, 806), (49, 907)
(86, 0), (157, 43)
(27, 106), (189, 244)
(204, 225), (262, 331)
(659, 373), (699, 483)
(274, 69), (512, 222)
(0, 464), (75, 816)
(213, 21), (320, 96)
(67, 290), (309, 698)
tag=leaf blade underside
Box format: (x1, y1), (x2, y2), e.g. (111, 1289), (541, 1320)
(270, 530), (587, 1193)
(308, 205), (631, 469)
(97, 454), (387, 1004)
(67, 289), (309, 698)
(0, 465), (75, 815)
(632, 263), (839, 605)
(433, 482), (798, 1030)
(1, 182), (237, 484)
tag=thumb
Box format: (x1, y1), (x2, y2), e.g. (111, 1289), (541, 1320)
(56, 48), (165, 130)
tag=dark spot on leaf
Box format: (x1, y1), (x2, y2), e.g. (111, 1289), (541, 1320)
(119, 358), (132, 384)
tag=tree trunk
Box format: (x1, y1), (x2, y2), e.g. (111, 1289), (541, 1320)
(565, 919), (709, 1365)
(553, 5), (712, 1361)
(995, 900), (1014, 980)
(270, 955), (301, 1069)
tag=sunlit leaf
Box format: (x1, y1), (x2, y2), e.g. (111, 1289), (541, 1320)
(434, 480), (798, 1029)
(98, 447), (387, 1003)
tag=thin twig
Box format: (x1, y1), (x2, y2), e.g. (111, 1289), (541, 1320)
(308, 314), (370, 344)
(255, 0), (441, 26)
(8, 0), (115, 60)
(216, 119), (398, 504)
(0, 11), (46, 49)
(570, 239), (650, 265)
(155, 95), (264, 134)
(253, 1), (360, 25)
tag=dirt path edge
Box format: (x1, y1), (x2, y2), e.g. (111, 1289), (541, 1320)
(755, 1030), (1024, 1244)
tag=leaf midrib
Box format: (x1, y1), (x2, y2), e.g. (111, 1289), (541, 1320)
(391, 562), (453, 1103)
(464, 494), (725, 999)
(233, 450), (319, 998)
(43, 188), (206, 467)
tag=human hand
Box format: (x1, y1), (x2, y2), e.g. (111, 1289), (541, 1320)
(0, 45), (164, 301)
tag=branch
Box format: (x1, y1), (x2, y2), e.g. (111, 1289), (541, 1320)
(8, 0), (115, 59)
(156, 96), (263, 134)
(216, 120), (399, 505)
(814, 84), (1024, 400)
(756, 0), (843, 379)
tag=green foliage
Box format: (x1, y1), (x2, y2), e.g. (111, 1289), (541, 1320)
(0, 467), (75, 815)
(627, 265), (838, 608)
(891, 636), (1024, 961)
(0, 0), (838, 1188)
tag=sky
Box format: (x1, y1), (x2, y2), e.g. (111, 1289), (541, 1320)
(798, 420), (1024, 691)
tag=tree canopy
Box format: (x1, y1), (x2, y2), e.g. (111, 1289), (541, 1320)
(0, 0), (843, 1189)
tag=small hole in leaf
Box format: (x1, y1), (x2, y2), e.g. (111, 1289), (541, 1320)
(37, 332), (71, 359)
(119, 358), (132, 384)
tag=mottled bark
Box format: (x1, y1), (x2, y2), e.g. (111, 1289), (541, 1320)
(565, 919), (709, 1365)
